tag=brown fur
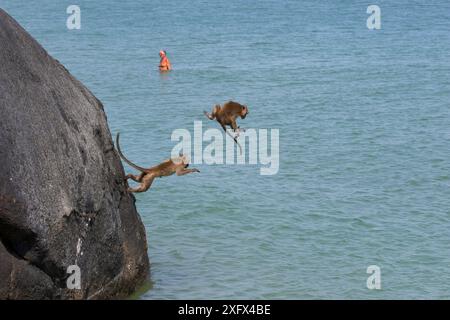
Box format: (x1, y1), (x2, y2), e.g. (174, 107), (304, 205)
(204, 101), (249, 153)
(116, 133), (199, 193)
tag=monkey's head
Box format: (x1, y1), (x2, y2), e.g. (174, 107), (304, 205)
(172, 152), (191, 167)
(180, 153), (190, 167)
(240, 105), (249, 119)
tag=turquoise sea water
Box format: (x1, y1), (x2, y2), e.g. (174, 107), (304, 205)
(3, 0), (450, 299)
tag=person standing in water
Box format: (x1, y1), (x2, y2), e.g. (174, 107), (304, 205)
(159, 50), (172, 72)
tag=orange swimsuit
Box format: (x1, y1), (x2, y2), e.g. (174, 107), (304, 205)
(159, 56), (171, 71)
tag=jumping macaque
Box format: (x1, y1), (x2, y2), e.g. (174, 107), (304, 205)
(204, 101), (249, 154)
(115, 133), (200, 193)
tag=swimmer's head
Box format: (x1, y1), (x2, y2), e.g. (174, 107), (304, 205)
(159, 50), (166, 57)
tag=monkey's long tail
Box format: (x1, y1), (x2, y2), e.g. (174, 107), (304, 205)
(115, 132), (149, 172)
(224, 129), (243, 155)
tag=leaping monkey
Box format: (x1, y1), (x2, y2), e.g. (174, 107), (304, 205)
(204, 101), (249, 154)
(115, 133), (200, 193)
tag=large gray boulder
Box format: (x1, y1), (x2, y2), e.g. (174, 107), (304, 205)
(0, 9), (149, 299)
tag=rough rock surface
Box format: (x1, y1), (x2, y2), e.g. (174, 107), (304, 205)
(0, 9), (149, 299)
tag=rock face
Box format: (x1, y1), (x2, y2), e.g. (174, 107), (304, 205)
(0, 9), (149, 299)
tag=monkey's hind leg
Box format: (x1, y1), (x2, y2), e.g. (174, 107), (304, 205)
(230, 120), (243, 138)
(204, 111), (214, 120)
(127, 175), (155, 193)
(204, 104), (220, 120)
(125, 172), (145, 182)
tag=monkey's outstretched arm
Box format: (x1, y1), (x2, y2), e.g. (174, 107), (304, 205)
(176, 168), (200, 176)
(231, 119), (245, 137)
(223, 126), (243, 155)
(231, 119), (239, 131)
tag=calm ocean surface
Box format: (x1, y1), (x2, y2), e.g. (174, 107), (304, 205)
(3, 0), (450, 299)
